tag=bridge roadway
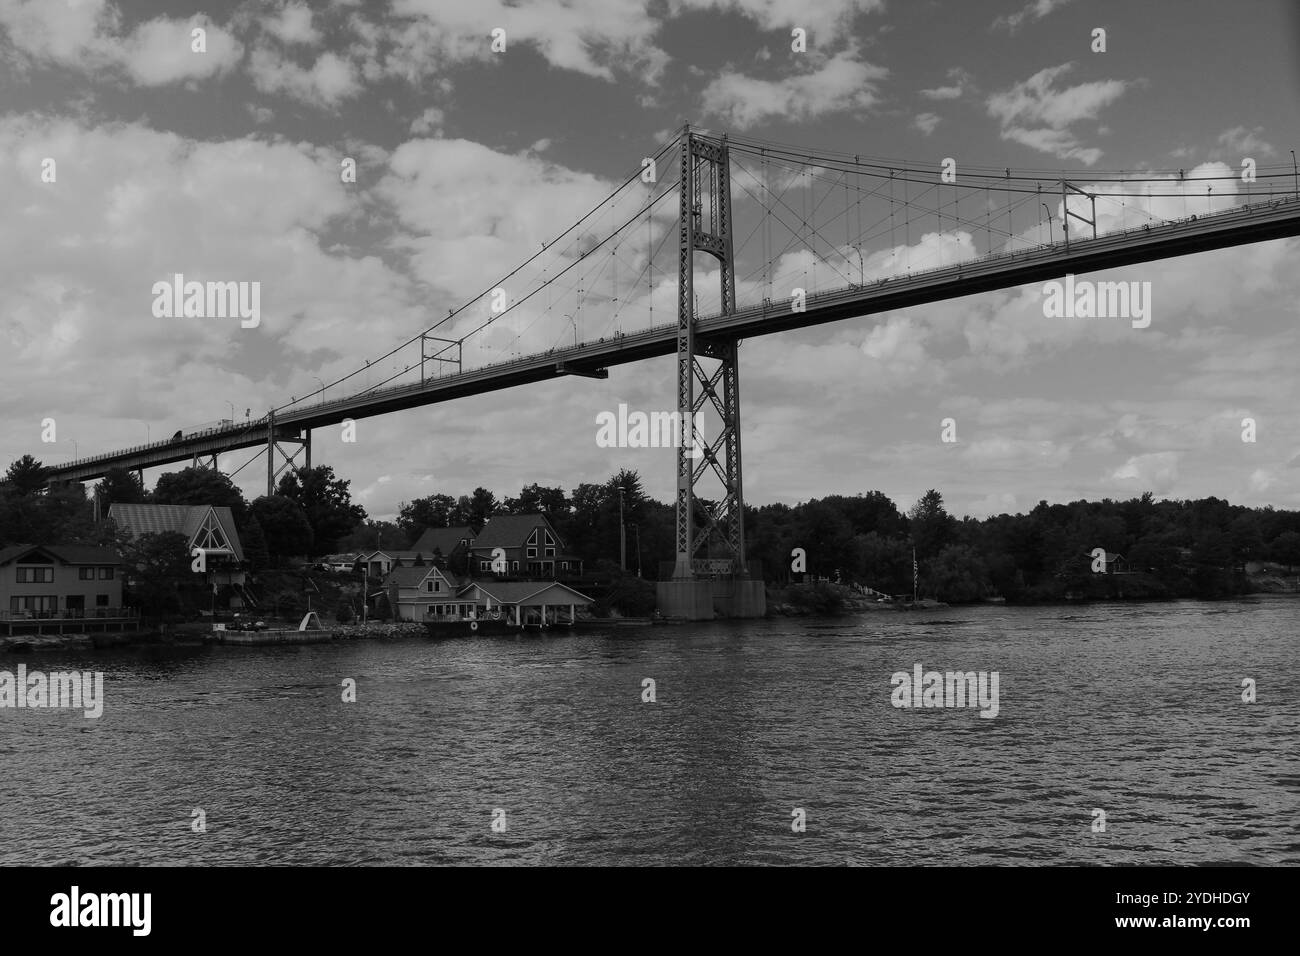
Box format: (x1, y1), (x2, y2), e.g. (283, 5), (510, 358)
(44, 195), (1300, 485)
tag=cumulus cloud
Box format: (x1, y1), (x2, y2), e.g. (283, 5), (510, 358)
(992, 0), (1076, 33)
(701, 46), (888, 128)
(1217, 125), (1277, 158)
(1108, 452), (1180, 492)
(913, 112), (940, 135)
(0, 0), (242, 85)
(986, 63), (1129, 164)
(920, 67), (972, 101)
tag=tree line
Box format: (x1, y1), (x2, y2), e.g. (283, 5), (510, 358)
(5, 453), (1299, 605)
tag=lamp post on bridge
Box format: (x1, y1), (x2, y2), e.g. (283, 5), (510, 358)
(564, 314), (577, 348)
(848, 245), (863, 286)
(1041, 203), (1054, 244)
(312, 377), (325, 403)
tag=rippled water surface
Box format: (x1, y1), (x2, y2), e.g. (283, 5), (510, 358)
(2, 598), (1297, 865)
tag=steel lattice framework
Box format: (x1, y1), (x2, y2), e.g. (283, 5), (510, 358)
(672, 127), (749, 579)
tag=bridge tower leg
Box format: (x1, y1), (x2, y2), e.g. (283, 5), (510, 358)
(657, 126), (765, 621)
(264, 411), (312, 496)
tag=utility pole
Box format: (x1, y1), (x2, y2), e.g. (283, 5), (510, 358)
(618, 487), (626, 571)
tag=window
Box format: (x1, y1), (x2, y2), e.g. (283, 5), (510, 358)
(561, 561), (569, 571)
(96, 594), (109, 607)
(527, 547), (537, 558)
(544, 531), (555, 546)
(79, 567), (94, 580)
(10, 595), (56, 612)
(16, 567), (53, 583)
(479, 561), (489, 572)
(511, 561), (519, 571)
(545, 548), (555, 557)
(527, 530), (538, 545)
(98, 567), (114, 580)
(426, 581), (434, 592)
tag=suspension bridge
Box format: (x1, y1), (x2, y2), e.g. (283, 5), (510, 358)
(42, 125), (1300, 618)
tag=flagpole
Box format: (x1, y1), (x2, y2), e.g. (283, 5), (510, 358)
(912, 546), (918, 605)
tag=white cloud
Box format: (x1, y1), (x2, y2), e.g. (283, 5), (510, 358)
(701, 46), (887, 128)
(986, 63), (1129, 164)
(264, 1), (321, 47)
(1217, 125), (1277, 158)
(0, 1), (242, 85)
(993, 0), (1076, 32)
(673, 0), (884, 38)
(409, 107), (445, 136)
(920, 67), (972, 101)
(248, 47), (361, 107)
(1108, 452), (1180, 492)
(913, 112), (940, 135)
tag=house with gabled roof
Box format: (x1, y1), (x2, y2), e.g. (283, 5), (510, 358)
(0, 544), (132, 633)
(384, 563), (465, 622)
(467, 513), (583, 578)
(108, 503), (247, 602)
(456, 579), (594, 627)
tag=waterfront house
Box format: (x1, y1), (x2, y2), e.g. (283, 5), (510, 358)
(466, 514), (583, 578)
(0, 544), (135, 634)
(411, 578), (594, 628)
(108, 503), (247, 603)
(455, 580), (595, 627)
(384, 563), (465, 621)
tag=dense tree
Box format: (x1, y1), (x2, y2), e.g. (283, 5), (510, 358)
(1269, 531), (1300, 570)
(97, 467), (147, 506)
(908, 489), (955, 560)
(250, 495), (314, 563)
(153, 466), (247, 523)
(241, 516), (271, 572)
(397, 493), (456, 536)
(120, 531), (194, 617)
(335, 519), (406, 554)
(276, 466), (366, 556)
(4, 455), (48, 495)
(502, 484), (569, 518)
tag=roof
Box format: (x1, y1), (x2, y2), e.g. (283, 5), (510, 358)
(385, 564), (453, 588)
(359, 549), (427, 562)
(108, 503), (244, 562)
(462, 580), (594, 606)
(473, 514), (564, 550)
(410, 526), (477, 555)
(0, 544), (122, 566)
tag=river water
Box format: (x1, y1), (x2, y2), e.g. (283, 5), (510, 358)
(2, 598), (1297, 866)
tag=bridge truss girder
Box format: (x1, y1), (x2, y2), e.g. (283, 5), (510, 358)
(673, 127), (749, 579)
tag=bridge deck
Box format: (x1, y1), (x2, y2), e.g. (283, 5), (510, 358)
(44, 196), (1300, 485)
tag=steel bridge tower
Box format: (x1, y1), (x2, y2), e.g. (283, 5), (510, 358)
(658, 126), (766, 620)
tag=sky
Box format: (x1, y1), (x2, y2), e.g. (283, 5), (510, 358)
(2, 0), (1299, 523)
